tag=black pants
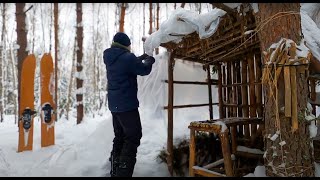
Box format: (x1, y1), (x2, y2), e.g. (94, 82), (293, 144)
(110, 108), (142, 176)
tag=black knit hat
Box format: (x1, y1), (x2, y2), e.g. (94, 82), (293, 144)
(113, 32), (131, 47)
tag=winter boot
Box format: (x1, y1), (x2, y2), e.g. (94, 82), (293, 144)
(109, 153), (120, 177)
(115, 156), (137, 177)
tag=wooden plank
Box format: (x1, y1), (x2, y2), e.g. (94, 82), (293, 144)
(193, 166), (225, 177)
(189, 129), (196, 177)
(284, 66), (291, 117)
(220, 131), (234, 176)
(167, 52), (175, 176)
(290, 66), (298, 132)
(235, 151), (263, 159)
(188, 126), (222, 134)
(203, 158), (225, 169)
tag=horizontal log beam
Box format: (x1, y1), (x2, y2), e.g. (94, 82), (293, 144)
(164, 103), (219, 110)
(234, 151), (263, 159)
(222, 82), (261, 87)
(223, 103), (264, 108)
(193, 166), (226, 177)
(163, 80), (218, 85)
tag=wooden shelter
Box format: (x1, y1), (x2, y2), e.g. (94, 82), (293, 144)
(160, 3), (319, 177)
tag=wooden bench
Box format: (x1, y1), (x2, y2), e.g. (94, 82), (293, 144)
(188, 117), (264, 177)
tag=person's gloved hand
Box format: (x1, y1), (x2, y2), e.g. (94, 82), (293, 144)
(144, 56), (155, 65)
(137, 53), (149, 60)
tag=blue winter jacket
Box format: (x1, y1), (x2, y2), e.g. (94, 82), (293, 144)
(103, 43), (155, 112)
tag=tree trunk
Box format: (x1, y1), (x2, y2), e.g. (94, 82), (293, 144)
(65, 37), (76, 120)
(149, 3), (152, 35)
(143, 3), (145, 36)
(54, 3), (58, 122)
(16, 3), (28, 122)
(92, 3), (98, 115)
(256, 3), (314, 176)
(180, 3), (186, 8)
(155, 3), (160, 55)
(119, 3), (126, 32)
(0, 3), (6, 122)
(10, 46), (17, 124)
(76, 3), (84, 124)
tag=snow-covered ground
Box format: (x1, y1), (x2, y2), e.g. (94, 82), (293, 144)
(1, 52), (319, 177)
(0, 53), (215, 177)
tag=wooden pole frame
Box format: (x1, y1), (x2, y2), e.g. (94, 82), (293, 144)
(167, 51), (175, 176)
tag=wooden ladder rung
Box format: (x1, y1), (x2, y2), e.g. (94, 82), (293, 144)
(192, 166), (226, 177)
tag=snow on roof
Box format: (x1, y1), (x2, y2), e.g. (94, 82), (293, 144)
(301, 11), (320, 61)
(144, 7), (226, 56)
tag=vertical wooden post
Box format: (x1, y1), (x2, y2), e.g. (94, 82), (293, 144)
(220, 130), (234, 177)
(236, 61), (243, 136)
(231, 61), (237, 117)
(207, 65), (213, 119)
(230, 61), (237, 154)
(254, 52), (264, 141)
(189, 129), (195, 177)
(241, 59), (250, 139)
(207, 64), (216, 162)
(222, 64), (227, 118)
(167, 51), (175, 176)
(227, 62), (232, 118)
(248, 52), (257, 135)
(255, 53), (263, 117)
(217, 63), (224, 118)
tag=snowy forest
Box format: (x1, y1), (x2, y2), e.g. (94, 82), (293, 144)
(0, 2), (320, 177)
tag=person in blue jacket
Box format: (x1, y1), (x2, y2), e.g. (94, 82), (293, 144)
(103, 32), (155, 177)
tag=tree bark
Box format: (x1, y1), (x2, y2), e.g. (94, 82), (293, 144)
(76, 3), (84, 124)
(119, 3), (126, 32)
(54, 3), (58, 122)
(149, 3), (152, 35)
(65, 37), (76, 120)
(256, 3), (314, 176)
(155, 3), (160, 55)
(143, 3), (145, 36)
(0, 3), (6, 122)
(16, 3), (28, 123)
